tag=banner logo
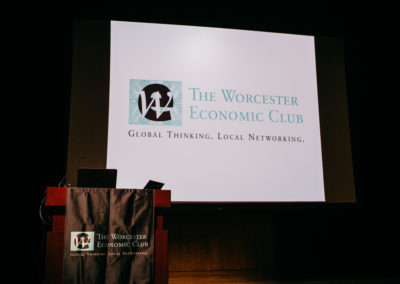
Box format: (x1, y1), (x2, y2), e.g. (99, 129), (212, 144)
(130, 79), (182, 125)
(70, 232), (94, 251)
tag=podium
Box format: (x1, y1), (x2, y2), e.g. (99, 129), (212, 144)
(43, 187), (171, 284)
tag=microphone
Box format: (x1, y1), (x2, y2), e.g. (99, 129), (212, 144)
(57, 155), (85, 187)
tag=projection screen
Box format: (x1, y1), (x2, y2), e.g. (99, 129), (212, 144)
(66, 20), (356, 203)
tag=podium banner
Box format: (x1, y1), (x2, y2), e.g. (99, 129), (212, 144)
(63, 187), (154, 284)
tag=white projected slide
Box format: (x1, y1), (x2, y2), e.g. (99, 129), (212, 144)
(107, 21), (325, 202)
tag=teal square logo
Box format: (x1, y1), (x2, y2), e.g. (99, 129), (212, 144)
(70, 231), (95, 251)
(129, 79), (182, 126)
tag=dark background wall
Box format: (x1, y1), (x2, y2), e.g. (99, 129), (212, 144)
(18, 4), (397, 283)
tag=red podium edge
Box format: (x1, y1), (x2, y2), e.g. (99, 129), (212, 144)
(44, 187), (170, 284)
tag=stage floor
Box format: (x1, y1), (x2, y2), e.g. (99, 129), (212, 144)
(169, 271), (399, 284)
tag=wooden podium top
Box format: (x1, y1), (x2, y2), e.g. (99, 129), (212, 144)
(45, 187), (171, 208)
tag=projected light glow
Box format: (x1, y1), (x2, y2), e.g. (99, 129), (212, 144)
(106, 21), (324, 202)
